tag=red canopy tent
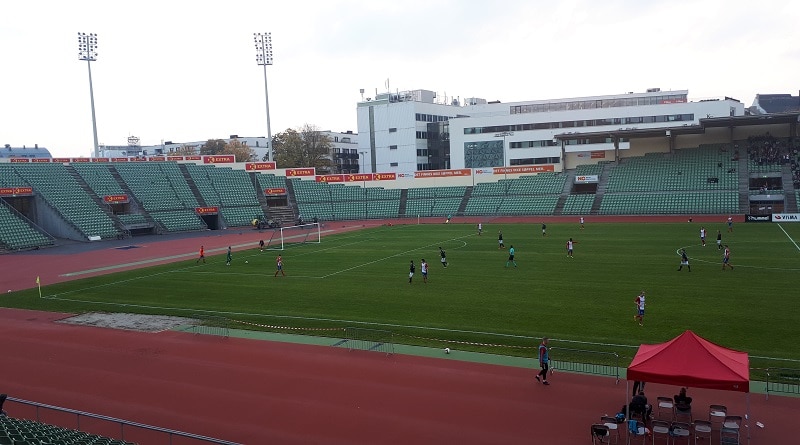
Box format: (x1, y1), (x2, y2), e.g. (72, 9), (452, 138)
(627, 330), (749, 392)
(626, 330), (750, 442)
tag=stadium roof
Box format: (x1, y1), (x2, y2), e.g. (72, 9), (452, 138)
(553, 112), (800, 141)
(752, 93), (800, 114)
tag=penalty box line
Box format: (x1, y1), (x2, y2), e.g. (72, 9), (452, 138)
(777, 223), (800, 253)
(320, 234), (474, 279)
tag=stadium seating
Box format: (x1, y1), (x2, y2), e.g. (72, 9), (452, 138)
(599, 192), (738, 215)
(606, 146), (737, 193)
(562, 194), (595, 215)
(184, 164), (264, 227)
(113, 163), (206, 232)
(70, 163), (126, 198)
(293, 179), (400, 221)
(0, 201), (53, 250)
(0, 415), (135, 445)
(3, 164), (120, 240)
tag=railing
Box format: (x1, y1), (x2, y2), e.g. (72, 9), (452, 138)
(752, 367), (800, 399)
(189, 314), (230, 337)
(5, 397), (242, 445)
(548, 347), (620, 383)
(335, 327), (395, 355)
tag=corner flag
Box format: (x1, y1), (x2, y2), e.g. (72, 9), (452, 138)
(36, 276), (40, 285)
(36, 276), (41, 298)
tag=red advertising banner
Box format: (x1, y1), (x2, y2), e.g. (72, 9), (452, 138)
(71, 158), (90, 163)
(9, 158), (30, 163)
(195, 206), (219, 215)
(0, 187), (34, 196)
(148, 156), (166, 162)
(91, 157), (110, 163)
(493, 165), (555, 174)
(245, 162), (277, 171)
(590, 151), (606, 159)
(285, 167), (315, 177)
(103, 194), (129, 204)
(167, 156), (185, 161)
(111, 157), (130, 162)
(51, 158), (70, 163)
(264, 188), (287, 195)
(344, 173), (374, 182)
(374, 172), (397, 181)
(31, 158), (50, 163)
(186, 156), (202, 161)
(414, 168), (472, 178)
(316, 174), (345, 183)
(203, 155), (235, 164)
(131, 157), (148, 162)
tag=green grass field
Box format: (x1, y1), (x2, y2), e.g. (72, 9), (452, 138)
(4, 222), (800, 367)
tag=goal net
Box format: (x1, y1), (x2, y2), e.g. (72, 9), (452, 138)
(264, 222), (321, 250)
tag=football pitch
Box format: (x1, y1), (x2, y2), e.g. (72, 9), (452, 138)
(7, 221), (800, 364)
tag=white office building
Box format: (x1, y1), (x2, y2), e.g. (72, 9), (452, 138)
(357, 89), (745, 174)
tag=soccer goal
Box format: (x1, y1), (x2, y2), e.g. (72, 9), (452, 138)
(264, 222), (321, 250)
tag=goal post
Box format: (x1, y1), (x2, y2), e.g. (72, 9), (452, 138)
(265, 222), (321, 250)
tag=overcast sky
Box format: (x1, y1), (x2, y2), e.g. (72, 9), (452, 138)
(2, 0), (798, 158)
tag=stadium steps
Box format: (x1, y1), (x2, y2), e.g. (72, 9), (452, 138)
(782, 164), (798, 212)
(178, 164), (208, 207)
(456, 186), (472, 216)
(398, 188), (408, 216)
(107, 166), (162, 234)
(553, 194), (568, 215)
(590, 163), (614, 214)
(738, 157), (750, 211)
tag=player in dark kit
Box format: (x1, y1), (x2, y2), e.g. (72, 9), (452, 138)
(677, 248), (690, 271)
(439, 247), (448, 268)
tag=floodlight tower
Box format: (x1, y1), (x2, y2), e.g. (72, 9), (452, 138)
(78, 32), (100, 158)
(254, 32), (274, 162)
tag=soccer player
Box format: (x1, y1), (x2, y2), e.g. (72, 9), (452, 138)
(409, 260), (415, 283)
(259, 239), (265, 252)
(274, 255), (286, 277)
(439, 247), (448, 268)
(722, 245), (734, 270)
(677, 249), (690, 272)
(727, 216), (734, 233)
(535, 337), (550, 385)
(420, 259), (428, 283)
(565, 238), (575, 258)
(477, 222), (483, 236)
(541, 223), (547, 237)
(498, 230), (505, 249)
(196, 245), (206, 264)
(506, 245), (517, 268)
(716, 230), (723, 250)
(700, 226), (706, 247)
(226, 246), (232, 266)
(634, 291), (646, 326)
(580, 216), (585, 230)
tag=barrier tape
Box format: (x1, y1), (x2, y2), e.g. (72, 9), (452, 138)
(398, 333), (535, 349)
(231, 319), (345, 332)
(229, 319), (533, 348)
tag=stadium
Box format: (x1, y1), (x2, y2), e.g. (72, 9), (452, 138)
(2, 89), (800, 444)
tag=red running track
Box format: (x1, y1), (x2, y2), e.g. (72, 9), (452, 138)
(2, 308), (797, 444)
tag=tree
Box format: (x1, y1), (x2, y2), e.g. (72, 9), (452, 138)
(222, 139), (256, 162)
(272, 124), (333, 172)
(200, 139), (226, 156)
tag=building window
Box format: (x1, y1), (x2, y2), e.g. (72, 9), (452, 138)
(389, 145), (397, 150)
(390, 162), (398, 167)
(389, 128), (397, 133)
